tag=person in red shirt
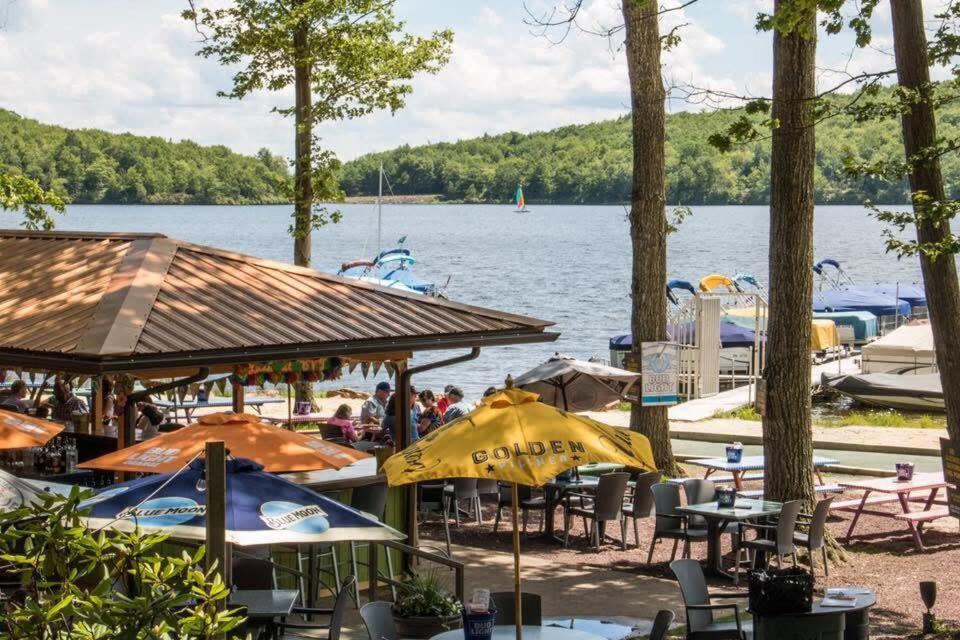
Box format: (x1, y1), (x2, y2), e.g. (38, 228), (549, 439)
(436, 384), (454, 416)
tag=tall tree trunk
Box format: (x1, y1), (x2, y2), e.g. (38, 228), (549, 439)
(293, 17), (317, 408)
(762, 0), (817, 506)
(890, 0), (960, 446)
(622, 0), (678, 475)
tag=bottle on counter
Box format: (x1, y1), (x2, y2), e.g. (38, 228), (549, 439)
(65, 438), (78, 473)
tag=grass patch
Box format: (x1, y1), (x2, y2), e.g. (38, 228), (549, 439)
(714, 405), (945, 429)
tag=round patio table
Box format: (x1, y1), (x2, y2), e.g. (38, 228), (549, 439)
(431, 626), (605, 640)
(752, 591), (876, 640)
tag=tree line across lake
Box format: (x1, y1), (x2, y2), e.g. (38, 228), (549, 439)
(341, 92), (960, 205)
(0, 109), (290, 205)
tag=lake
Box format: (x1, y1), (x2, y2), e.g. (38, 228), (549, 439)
(24, 203), (923, 399)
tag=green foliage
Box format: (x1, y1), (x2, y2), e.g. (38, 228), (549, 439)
(183, 0), (453, 235)
(0, 109), (290, 206)
(0, 172), (65, 230)
(392, 570), (462, 619)
(339, 85), (960, 205)
(0, 489), (247, 639)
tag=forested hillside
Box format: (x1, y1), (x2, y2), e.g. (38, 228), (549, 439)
(341, 98), (960, 205)
(0, 109), (291, 205)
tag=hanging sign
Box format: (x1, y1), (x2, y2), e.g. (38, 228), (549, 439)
(640, 342), (679, 406)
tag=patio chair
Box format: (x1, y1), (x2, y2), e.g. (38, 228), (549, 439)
(232, 557), (276, 590)
(418, 483), (452, 557)
(494, 483), (546, 534)
(622, 471), (660, 548)
(683, 479), (717, 530)
(349, 483), (396, 605)
(740, 499), (803, 577)
(443, 478), (482, 526)
(360, 601), (396, 640)
(648, 483), (708, 564)
(563, 472), (630, 551)
(670, 559), (751, 640)
(649, 610), (676, 640)
(490, 591), (542, 626)
(281, 575), (356, 640)
(794, 496), (834, 580)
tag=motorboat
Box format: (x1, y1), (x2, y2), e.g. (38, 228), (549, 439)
(822, 371), (943, 412)
(860, 321), (936, 374)
(813, 258), (924, 315)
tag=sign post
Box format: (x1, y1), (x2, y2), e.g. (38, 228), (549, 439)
(640, 342), (680, 407)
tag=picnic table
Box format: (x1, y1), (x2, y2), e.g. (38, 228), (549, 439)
(153, 397), (284, 422)
(837, 472), (950, 550)
(677, 498), (784, 581)
(262, 412), (328, 426)
(685, 455), (838, 490)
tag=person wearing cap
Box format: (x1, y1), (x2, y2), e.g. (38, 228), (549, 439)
(381, 386), (422, 443)
(360, 381), (391, 426)
(442, 386), (466, 423)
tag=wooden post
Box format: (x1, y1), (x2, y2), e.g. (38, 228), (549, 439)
(205, 439), (229, 631)
(511, 483), (523, 640)
(231, 382), (245, 414)
(91, 377), (103, 435)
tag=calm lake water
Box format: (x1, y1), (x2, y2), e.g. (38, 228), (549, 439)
(23, 203), (924, 399)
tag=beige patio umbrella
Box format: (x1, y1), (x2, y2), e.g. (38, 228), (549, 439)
(512, 354), (640, 411)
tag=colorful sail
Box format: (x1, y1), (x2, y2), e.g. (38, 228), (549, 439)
(515, 185), (526, 210)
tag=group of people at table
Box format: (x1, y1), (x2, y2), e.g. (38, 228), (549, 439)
(326, 380), (485, 444)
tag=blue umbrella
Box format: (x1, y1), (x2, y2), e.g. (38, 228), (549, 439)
(81, 457), (404, 546)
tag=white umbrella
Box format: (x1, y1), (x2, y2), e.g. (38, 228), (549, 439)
(513, 354), (640, 412)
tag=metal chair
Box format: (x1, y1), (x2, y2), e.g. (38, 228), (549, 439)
(232, 557), (275, 590)
(443, 478), (482, 526)
(648, 483), (708, 563)
(490, 592), (542, 626)
(649, 609), (676, 640)
(359, 601), (397, 640)
(622, 471), (660, 548)
(494, 483), (546, 534)
(683, 479), (717, 530)
(670, 559), (751, 640)
(349, 483), (396, 605)
(794, 496), (835, 580)
(418, 483), (452, 557)
(563, 472), (631, 551)
(740, 499), (804, 575)
(282, 575), (356, 640)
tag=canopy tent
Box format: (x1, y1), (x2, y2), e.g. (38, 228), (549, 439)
(512, 355), (640, 411)
(812, 289), (911, 317)
(80, 412), (368, 474)
(82, 457), (404, 546)
(861, 322), (935, 374)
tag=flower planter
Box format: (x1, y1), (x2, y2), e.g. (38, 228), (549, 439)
(393, 614), (463, 639)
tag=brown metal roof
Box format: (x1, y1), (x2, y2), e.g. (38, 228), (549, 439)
(0, 230), (556, 372)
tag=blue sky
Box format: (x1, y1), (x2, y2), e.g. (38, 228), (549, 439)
(0, 0), (928, 161)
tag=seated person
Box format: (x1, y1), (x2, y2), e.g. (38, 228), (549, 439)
(442, 387), (466, 423)
(137, 402), (165, 440)
(0, 380), (30, 414)
(417, 389), (443, 436)
(50, 379), (88, 423)
(327, 404), (360, 442)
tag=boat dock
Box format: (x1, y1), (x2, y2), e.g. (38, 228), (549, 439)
(667, 355), (861, 422)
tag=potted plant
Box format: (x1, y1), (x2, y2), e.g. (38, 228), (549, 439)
(393, 571), (464, 638)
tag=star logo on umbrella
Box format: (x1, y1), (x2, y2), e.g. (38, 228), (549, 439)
(486, 464), (495, 474)
(572, 455), (581, 462)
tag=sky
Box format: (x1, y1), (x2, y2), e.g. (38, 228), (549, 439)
(0, 0), (943, 162)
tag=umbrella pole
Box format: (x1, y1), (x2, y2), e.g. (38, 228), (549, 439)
(287, 388), (293, 431)
(511, 483), (523, 640)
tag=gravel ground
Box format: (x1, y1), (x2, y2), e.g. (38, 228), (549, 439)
(419, 474), (959, 639)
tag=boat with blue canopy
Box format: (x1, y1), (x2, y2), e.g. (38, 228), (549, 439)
(814, 258), (925, 313)
(812, 289), (910, 318)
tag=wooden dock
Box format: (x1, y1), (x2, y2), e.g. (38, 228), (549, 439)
(668, 356), (861, 422)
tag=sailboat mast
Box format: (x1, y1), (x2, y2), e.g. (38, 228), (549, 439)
(377, 162), (383, 255)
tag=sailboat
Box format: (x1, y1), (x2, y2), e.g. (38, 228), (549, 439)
(515, 184), (530, 213)
(337, 164), (445, 296)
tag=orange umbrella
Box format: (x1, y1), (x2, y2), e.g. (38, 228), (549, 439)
(79, 412), (368, 474)
(0, 409), (64, 450)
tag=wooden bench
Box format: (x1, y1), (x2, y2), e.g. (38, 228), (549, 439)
(830, 495), (900, 511)
(894, 506), (950, 523)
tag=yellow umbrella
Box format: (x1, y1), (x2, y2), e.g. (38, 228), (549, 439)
(383, 385), (657, 640)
